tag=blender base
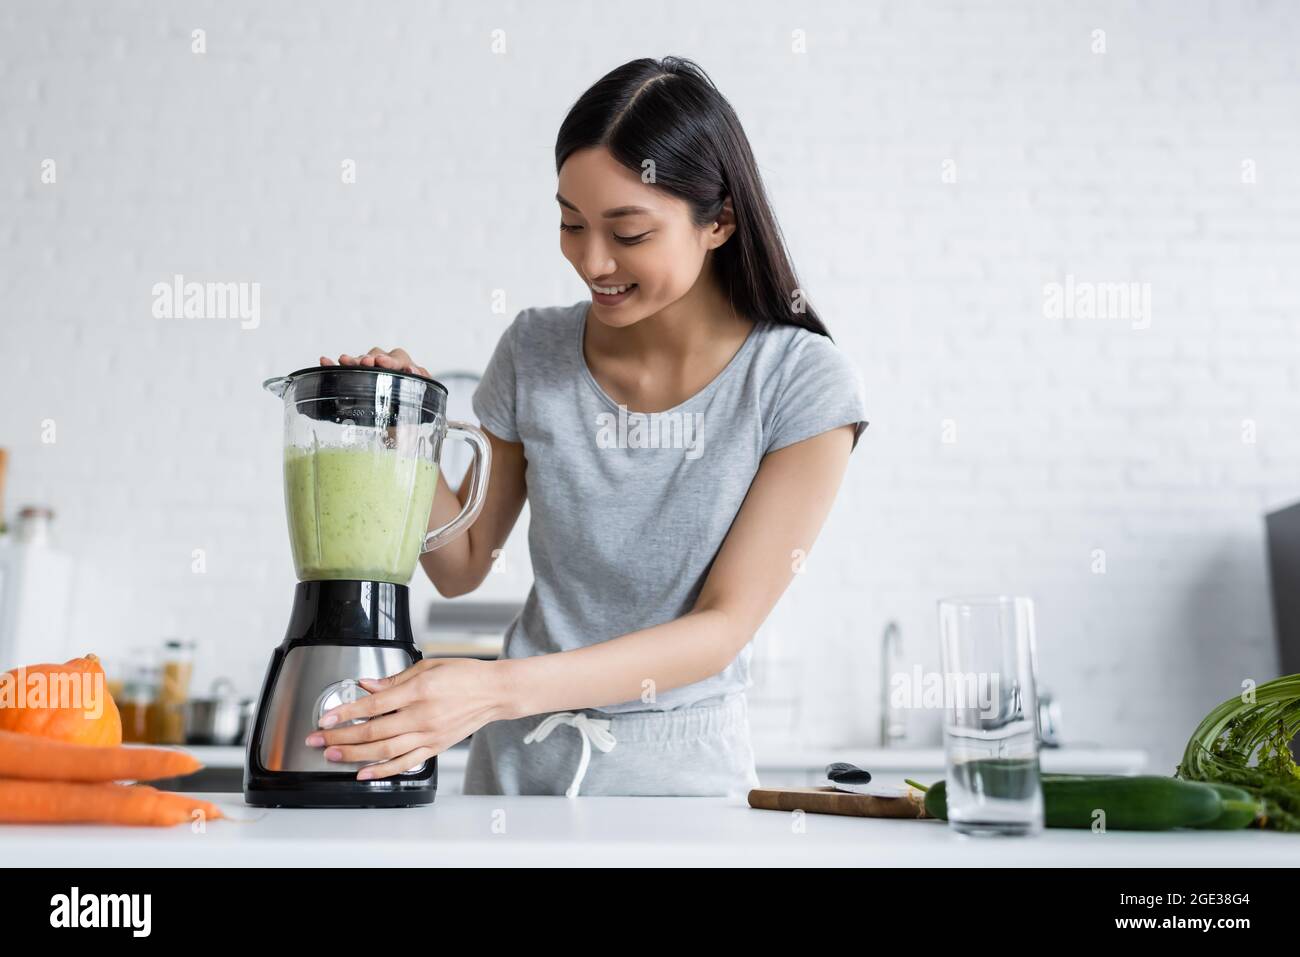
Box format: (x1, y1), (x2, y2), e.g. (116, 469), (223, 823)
(244, 580), (439, 809)
(244, 767), (437, 809)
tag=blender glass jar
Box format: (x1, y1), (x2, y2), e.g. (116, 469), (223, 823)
(266, 366), (490, 585)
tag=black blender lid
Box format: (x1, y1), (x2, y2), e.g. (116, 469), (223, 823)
(264, 366), (452, 426)
(280, 365), (448, 394)
(265, 364), (449, 401)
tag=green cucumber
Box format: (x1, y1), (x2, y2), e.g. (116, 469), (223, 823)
(1192, 783), (1260, 830)
(924, 774), (1225, 830)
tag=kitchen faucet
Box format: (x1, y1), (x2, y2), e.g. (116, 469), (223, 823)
(879, 620), (906, 748)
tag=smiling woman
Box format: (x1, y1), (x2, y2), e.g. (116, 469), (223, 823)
(312, 57), (867, 797)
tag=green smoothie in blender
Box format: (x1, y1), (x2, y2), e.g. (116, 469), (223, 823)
(284, 446), (440, 584)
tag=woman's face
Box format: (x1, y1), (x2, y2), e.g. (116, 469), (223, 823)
(557, 147), (733, 328)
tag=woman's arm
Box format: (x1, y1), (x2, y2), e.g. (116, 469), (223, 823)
(496, 423), (857, 718)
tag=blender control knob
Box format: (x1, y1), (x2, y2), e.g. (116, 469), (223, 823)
(315, 678), (371, 727)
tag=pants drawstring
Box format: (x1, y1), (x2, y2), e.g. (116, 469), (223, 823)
(523, 712), (617, 797)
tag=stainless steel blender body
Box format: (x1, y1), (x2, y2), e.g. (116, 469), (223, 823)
(245, 580), (435, 807)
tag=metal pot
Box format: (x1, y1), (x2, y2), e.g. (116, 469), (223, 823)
(184, 678), (254, 746)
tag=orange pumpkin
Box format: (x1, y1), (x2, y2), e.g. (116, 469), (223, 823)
(0, 654), (123, 746)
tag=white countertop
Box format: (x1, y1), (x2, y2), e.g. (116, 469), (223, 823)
(3, 792), (1293, 867)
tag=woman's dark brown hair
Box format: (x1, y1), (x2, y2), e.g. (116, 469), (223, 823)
(556, 56), (831, 338)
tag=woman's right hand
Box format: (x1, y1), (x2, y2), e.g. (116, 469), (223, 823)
(319, 347), (431, 378)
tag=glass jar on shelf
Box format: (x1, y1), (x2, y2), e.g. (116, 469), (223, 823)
(153, 638), (195, 745)
(119, 648), (160, 744)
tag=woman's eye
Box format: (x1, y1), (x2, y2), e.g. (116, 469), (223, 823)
(614, 232), (651, 245)
(559, 222), (584, 233)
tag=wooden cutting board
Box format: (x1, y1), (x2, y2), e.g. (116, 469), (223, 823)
(748, 786), (933, 819)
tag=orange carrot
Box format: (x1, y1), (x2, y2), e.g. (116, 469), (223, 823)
(129, 784), (226, 823)
(0, 779), (225, 826)
(0, 729), (203, 782)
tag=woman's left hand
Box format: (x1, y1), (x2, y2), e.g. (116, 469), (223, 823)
(305, 658), (512, 780)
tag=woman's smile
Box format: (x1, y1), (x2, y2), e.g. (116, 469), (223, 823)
(590, 281), (638, 305)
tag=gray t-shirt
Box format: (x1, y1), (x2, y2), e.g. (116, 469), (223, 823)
(472, 300), (868, 713)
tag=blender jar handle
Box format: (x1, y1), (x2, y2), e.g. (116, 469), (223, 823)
(422, 422), (492, 553)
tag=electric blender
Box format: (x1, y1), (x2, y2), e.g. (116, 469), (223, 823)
(244, 365), (490, 808)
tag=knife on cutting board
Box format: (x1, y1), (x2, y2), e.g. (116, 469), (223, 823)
(748, 763), (934, 818)
(747, 786), (933, 819)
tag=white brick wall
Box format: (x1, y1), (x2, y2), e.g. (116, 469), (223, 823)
(2, 0), (1297, 773)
